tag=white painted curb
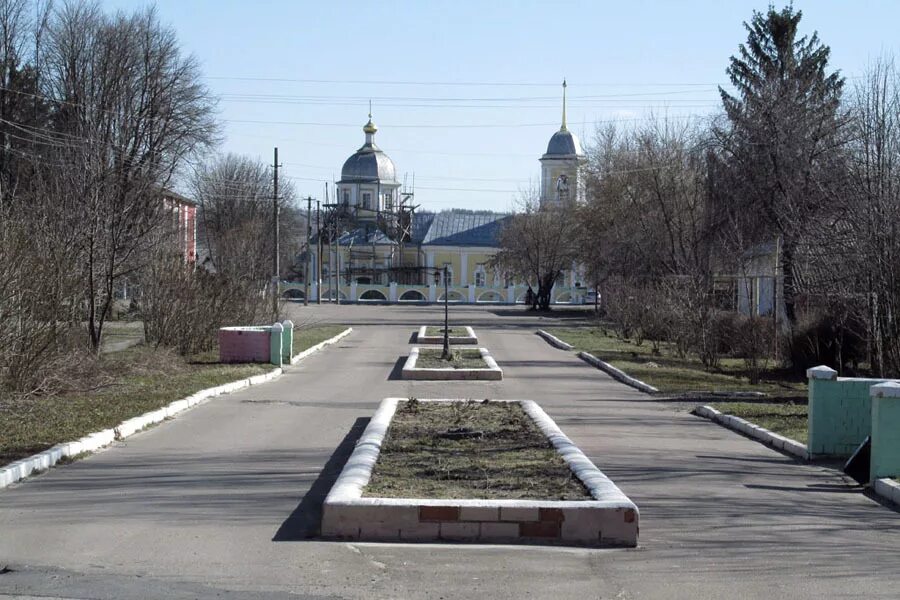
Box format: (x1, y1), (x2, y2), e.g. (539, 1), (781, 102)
(322, 398), (639, 547)
(873, 477), (900, 507)
(536, 329), (573, 350)
(577, 351), (659, 394)
(291, 327), (353, 364)
(693, 405), (809, 460)
(0, 368), (283, 490)
(1, 326), (354, 490)
(402, 347), (503, 380)
(416, 325), (478, 345)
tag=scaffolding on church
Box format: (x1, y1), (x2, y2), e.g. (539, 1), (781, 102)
(315, 183), (425, 287)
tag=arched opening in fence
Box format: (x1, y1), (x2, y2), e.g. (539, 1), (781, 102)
(399, 290), (427, 302)
(477, 290), (503, 303)
(437, 290), (465, 302)
(554, 291), (573, 304)
(359, 289), (388, 301)
(321, 289), (347, 301)
(282, 288), (305, 300)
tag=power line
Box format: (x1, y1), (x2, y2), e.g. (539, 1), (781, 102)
(204, 75), (724, 87)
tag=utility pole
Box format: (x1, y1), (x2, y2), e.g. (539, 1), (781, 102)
(316, 199), (322, 304)
(304, 196), (312, 306)
(272, 147), (281, 320)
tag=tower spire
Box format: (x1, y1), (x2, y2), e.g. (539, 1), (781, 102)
(561, 79), (568, 132)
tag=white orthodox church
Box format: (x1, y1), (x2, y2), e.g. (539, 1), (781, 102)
(296, 82), (588, 303)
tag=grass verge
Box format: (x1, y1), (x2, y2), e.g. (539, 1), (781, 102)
(365, 400), (590, 500)
(1, 324), (346, 469)
(294, 325), (349, 357)
(548, 327), (806, 398)
(416, 348), (486, 369)
(424, 326), (468, 337)
(707, 401), (808, 444)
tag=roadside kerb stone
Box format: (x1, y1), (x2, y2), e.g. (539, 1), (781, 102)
(1, 371), (281, 488)
(693, 405), (809, 460)
(873, 478), (900, 507)
(535, 329), (574, 350)
(416, 325), (478, 345)
(291, 327), (353, 365)
(321, 398), (640, 547)
(577, 351), (659, 394)
(0, 367), (285, 490)
(402, 347), (503, 381)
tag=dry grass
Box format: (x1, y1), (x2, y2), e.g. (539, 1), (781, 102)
(364, 400), (591, 500)
(424, 326), (468, 337)
(415, 348), (486, 369)
(0, 324), (345, 468)
(549, 326), (806, 397)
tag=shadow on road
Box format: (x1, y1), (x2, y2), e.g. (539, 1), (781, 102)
(387, 356), (406, 380)
(272, 417), (369, 541)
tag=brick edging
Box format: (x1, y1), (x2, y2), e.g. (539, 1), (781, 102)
(321, 398), (639, 547)
(290, 327), (353, 365)
(0, 368), (283, 490)
(693, 405), (809, 460)
(535, 329), (574, 350)
(577, 351), (658, 394)
(873, 478), (900, 507)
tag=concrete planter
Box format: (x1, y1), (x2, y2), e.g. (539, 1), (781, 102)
(321, 398), (639, 547)
(402, 347), (502, 380)
(416, 325), (478, 345)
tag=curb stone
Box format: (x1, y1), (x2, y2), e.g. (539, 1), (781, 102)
(693, 405), (809, 460)
(321, 398), (639, 547)
(535, 330), (574, 351)
(1, 326), (353, 490)
(873, 478), (900, 507)
(577, 351), (659, 394)
(291, 327), (353, 364)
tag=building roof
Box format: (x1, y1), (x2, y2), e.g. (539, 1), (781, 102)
(421, 209), (510, 247)
(339, 116), (398, 184)
(543, 129), (584, 158)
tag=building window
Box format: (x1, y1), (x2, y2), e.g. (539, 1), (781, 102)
(362, 192), (372, 209)
(342, 189), (350, 205)
(474, 266), (486, 287)
(443, 264), (453, 286)
(384, 192), (393, 211)
(434, 270), (441, 285)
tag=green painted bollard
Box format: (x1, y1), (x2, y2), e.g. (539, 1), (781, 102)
(270, 323), (284, 367)
(281, 320), (294, 363)
(870, 382), (900, 482)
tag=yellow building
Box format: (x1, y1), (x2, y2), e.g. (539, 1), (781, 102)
(293, 85), (586, 304)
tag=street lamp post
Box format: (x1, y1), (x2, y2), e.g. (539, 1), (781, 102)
(443, 265), (450, 359)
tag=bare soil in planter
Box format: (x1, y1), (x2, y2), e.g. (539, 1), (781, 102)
(415, 348), (487, 369)
(364, 400), (591, 500)
(424, 326), (469, 337)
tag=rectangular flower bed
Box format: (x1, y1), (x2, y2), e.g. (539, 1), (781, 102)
(417, 325), (477, 345)
(321, 398), (639, 547)
(402, 347), (502, 380)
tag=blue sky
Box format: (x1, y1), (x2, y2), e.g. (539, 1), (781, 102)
(105, 0), (900, 212)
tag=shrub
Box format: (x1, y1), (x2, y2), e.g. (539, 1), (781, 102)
(788, 311), (866, 375)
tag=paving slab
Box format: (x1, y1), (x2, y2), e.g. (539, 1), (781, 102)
(1, 304), (898, 599)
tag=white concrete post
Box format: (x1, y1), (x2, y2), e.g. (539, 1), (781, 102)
(468, 285), (476, 304)
(507, 285), (515, 304)
(389, 282), (398, 302)
(429, 284), (437, 303)
(350, 281), (358, 302)
(310, 281), (318, 302)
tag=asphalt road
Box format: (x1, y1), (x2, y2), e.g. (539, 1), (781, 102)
(1, 304), (898, 599)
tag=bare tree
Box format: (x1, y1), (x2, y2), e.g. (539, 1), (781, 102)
(36, 2), (218, 352)
(493, 194), (580, 311)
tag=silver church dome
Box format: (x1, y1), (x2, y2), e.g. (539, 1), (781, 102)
(544, 129), (583, 157)
(339, 116), (398, 183)
(340, 148), (397, 182)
